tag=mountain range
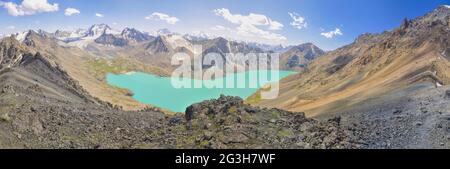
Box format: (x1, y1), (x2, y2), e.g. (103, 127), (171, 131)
(252, 5), (450, 115)
(0, 5), (449, 149)
(0, 27), (352, 149)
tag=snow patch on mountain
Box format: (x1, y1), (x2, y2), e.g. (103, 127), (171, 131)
(153, 28), (173, 36)
(14, 31), (30, 43)
(70, 29), (88, 38)
(184, 31), (214, 41)
(163, 34), (192, 50)
(247, 42), (293, 52)
(86, 24), (114, 39)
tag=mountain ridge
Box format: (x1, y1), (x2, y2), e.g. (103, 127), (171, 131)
(0, 5), (449, 149)
(0, 36), (360, 148)
(251, 5), (450, 116)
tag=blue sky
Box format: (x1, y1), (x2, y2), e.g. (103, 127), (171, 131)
(0, 0), (448, 50)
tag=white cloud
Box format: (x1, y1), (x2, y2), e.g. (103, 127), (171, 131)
(145, 12), (179, 25)
(321, 28), (343, 38)
(210, 25), (232, 31)
(95, 13), (104, 18)
(1, 0), (58, 16)
(64, 7), (80, 16)
(6, 25), (15, 29)
(288, 12), (307, 29)
(213, 8), (283, 30)
(212, 8), (286, 44)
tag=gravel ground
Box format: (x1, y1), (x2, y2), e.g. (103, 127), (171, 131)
(317, 83), (450, 148)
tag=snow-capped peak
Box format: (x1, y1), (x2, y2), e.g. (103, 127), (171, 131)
(121, 27), (151, 42)
(70, 28), (88, 38)
(121, 27), (136, 34)
(154, 28), (173, 36)
(183, 31), (213, 41)
(53, 29), (85, 42)
(162, 34), (192, 50)
(86, 24), (116, 38)
(121, 27), (142, 37)
(14, 31), (30, 43)
(54, 30), (70, 37)
(246, 42), (292, 52)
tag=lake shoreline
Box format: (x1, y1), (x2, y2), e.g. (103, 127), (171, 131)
(106, 70), (296, 112)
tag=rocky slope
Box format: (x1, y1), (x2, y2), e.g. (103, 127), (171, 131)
(280, 43), (325, 71)
(2, 6), (448, 149)
(317, 83), (450, 148)
(121, 27), (153, 42)
(95, 34), (128, 47)
(1, 33), (161, 111)
(253, 6), (450, 116)
(170, 95), (360, 149)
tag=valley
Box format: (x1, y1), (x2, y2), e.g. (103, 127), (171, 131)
(0, 4), (449, 149)
(252, 6), (450, 117)
(106, 70), (295, 112)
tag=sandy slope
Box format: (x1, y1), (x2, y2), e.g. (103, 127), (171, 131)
(0, 50), (357, 148)
(253, 6), (450, 117)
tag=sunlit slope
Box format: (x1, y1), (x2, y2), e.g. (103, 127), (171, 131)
(253, 6), (450, 116)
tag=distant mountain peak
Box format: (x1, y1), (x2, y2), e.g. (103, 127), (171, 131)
(95, 33), (128, 47)
(13, 31), (30, 43)
(121, 27), (152, 42)
(183, 31), (213, 41)
(212, 37), (229, 44)
(439, 5), (450, 9)
(155, 28), (173, 36)
(86, 24), (113, 38)
(0, 35), (29, 67)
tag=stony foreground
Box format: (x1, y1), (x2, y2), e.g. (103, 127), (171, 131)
(1, 50), (449, 149)
(0, 30), (365, 149)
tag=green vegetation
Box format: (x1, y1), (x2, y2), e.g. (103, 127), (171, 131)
(87, 57), (170, 81)
(277, 129), (294, 137)
(88, 58), (128, 75)
(228, 106), (238, 114)
(245, 91), (261, 104)
(0, 113), (10, 122)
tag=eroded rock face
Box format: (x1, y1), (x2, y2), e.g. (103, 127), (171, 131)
(95, 34), (128, 47)
(178, 95), (361, 149)
(0, 37), (27, 68)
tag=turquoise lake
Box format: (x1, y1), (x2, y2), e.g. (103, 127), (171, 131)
(106, 70), (295, 112)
